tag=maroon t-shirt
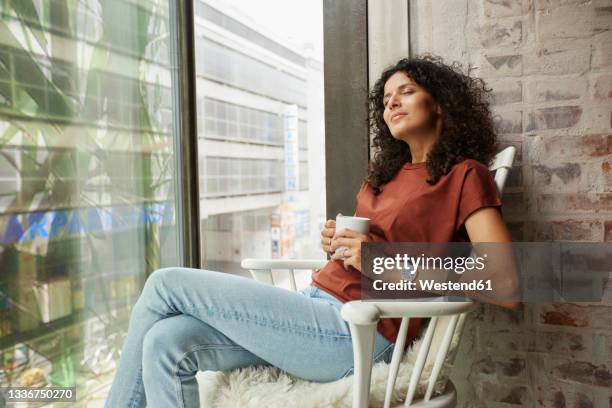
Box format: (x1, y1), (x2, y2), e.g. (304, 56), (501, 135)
(311, 159), (503, 344)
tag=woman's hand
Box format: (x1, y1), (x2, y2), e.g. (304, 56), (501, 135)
(330, 228), (371, 272)
(320, 218), (336, 254)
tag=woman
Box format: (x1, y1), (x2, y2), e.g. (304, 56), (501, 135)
(105, 55), (515, 408)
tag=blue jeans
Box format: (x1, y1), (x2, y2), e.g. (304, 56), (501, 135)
(105, 268), (394, 408)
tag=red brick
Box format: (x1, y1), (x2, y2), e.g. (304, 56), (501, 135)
(536, 0), (597, 10)
(479, 20), (523, 48)
(483, 0), (531, 18)
(542, 310), (586, 327)
(471, 353), (528, 377)
(537, 4), (595, 40)
(535, 331), (593, 356)
(599, 160), (611, 192)
(473, 356), (496, 375)
(577, 134), (612, 157)
(553, 361), (612, 388)
(538, 304), (612, 330)
(479, 54), (523, 77)
(537, 193), (612, 214)
(499, 357), (527, 377)
(478, 328), (528, 352)
(526, 134), (612, 163)
(532, 163), (581, 185)
(591, 73), (612, 100)
(592, 31), (612, 70)
(534, 220), (603, 241)
(524, 77), (587, 103)
(595, 5), (612, 31)
(605, 221), (612, 241)
(525, 106), (582, 132)
(493, 110), (523, 134)
(473, 302), (528, 326)
(531, 161), (606, 194)
(491, 80), (523, 105)
(537, 387), (595, 408)
(524, 40), (591, 75)
(478, 382), (532, 405)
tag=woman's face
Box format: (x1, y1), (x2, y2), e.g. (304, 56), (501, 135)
(382, 71), (441, 141)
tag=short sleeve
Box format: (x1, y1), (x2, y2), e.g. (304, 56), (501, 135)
(456, 163), (503, 230)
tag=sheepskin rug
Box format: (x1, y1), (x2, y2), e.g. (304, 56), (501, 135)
(196, 316), (464, 408)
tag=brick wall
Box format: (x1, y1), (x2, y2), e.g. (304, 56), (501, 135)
(409, 0), (612, 406)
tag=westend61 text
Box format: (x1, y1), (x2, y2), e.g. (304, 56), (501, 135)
(373, 279), (493, 292)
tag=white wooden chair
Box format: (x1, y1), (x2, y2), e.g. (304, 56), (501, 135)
(241, 147), (516, 408)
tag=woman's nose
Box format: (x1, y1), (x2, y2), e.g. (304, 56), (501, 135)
(388, 94), (400, 108)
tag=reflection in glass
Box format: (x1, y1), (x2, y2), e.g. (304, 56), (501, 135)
(0, 0), (180, 403)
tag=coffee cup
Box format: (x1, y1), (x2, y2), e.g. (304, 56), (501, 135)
(333, 215), (370, 257)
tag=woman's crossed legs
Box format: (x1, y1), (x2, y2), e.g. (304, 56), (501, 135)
(105, 267), (393, 408)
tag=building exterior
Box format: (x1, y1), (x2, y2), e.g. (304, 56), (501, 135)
(194, 0), (326, 273)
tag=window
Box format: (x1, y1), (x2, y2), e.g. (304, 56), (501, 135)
(199, 98), (284, 145)
(195, 0), (325, 270)
(0, 0), (182, 401)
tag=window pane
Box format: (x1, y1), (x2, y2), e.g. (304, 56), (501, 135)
(0, 0), (181, 402)
(196, 0), (325, 281)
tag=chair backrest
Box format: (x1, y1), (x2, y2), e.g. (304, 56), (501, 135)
(398, 146), (516, 406)
(489, 145), (516, 195)
(242, 259), (327, 291)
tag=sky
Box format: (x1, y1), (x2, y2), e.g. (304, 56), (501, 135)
(223, 0), (324, 60)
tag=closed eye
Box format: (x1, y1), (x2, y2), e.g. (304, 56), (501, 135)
(384, 89), (415, 107)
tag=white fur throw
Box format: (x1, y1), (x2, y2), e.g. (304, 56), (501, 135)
(196, 320), (461, 408)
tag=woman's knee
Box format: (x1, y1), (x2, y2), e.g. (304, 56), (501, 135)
(142, 317), (199, 373)
(139, 267), (189, 304)
(144, 267), (174, 291)
(132, 268), (173, 314)
(144, 267), (212, 292)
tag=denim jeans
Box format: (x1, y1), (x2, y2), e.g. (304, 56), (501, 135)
(105, 267), (394, 408)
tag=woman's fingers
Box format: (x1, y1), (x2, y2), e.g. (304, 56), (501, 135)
(331, 230), (368, 247)
(320, 220), (335, 253)
(322, 228), (335, 238)
(334, 228), (364, 239)
(321, 220), (336, 239)
(330, 237), (359, 252)
(330, 250), (343, 261)
(320, 236), (332, 253)
(330, 246), (351, 260)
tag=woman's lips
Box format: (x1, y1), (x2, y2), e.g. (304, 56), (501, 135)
(391, 113), (407, 122)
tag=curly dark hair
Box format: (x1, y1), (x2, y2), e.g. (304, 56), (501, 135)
(367, 55), (498, 195)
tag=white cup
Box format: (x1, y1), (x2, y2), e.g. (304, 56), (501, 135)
(334, 215), (370, 258)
